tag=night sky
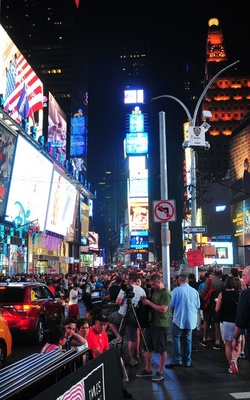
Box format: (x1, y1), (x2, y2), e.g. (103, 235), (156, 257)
(76, 0), (250, 260)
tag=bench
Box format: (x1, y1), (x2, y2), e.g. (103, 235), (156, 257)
(0, 348), (89, 400)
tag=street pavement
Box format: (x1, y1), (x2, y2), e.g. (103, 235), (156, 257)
(77, 302), (250, 400)
(123, 330), (250, 400)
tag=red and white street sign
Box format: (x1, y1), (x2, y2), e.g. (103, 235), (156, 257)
(153, 200), (176, 222)
(28, 226), (35, 235)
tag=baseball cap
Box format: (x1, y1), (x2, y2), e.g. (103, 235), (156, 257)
(96, 313), (109, 323)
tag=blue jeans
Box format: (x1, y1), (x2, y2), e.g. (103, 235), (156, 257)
(172, 322), (192, 366)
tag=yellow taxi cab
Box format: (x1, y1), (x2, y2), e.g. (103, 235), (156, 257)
(0, 308), (12, 368)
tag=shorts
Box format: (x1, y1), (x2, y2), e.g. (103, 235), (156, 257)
(142, 326), (168, 354)
(220, 321), (242, 342)
(108, 311), (137, 341)
(68, 304), (79, 318)
(203, 308), (220, 324)
(108, 311), (123, 327)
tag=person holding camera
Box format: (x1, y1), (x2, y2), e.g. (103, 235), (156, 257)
(136, 274), (171, 382)
(108, 273), (146, 366)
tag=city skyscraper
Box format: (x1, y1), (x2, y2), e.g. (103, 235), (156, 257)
(197, 18), (250, 181)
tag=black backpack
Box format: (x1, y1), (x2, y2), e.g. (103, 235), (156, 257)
(134, 289), (154, 329)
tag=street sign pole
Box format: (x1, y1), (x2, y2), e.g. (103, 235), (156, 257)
(159, 111), (171, 291)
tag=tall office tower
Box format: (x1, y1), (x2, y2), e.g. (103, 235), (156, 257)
(197, 18), (250, 181)
(0, 0), (87, 115)
(117, 41), (153, 267)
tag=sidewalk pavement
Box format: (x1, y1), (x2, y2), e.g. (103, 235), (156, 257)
(79, 302), (250, 400)
(123, 330), (250, 400)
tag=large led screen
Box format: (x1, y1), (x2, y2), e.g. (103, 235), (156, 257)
(0, 25), (43, 138)
(203, 242), (233, 266)
(46, 169), (76, 237)
(5, 135), (53, 230)
(130, 250), (148, 265)
(129, 156), (146, 170)
(81, 200), (89, 238)
(129, 169), (148, 197)
(130, 231), (149, 249)
(66, 191), (79, 242)
(47, 92), (67, 166)
(129, 198), (149, 231)
(229, 128), (250, 202)
(124, 89), (144, 104)
(89, 231), (99, 251)
(70, 114), (88, 179)
(0, 126), (16, 217)
(126, 132), (148, 155)
(70, 114), (88, 157)
(129, 113), (144, 133)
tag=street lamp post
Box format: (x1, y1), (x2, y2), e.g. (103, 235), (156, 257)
(152, 60), (239, 282)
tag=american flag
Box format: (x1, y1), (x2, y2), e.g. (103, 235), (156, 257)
(4, 51), (43, 123)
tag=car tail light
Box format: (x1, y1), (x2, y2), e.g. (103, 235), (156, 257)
(14, 304), (32, 312)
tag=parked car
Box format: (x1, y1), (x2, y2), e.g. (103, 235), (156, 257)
(0, 310), (12, 368)
(0, 282), (64, 344)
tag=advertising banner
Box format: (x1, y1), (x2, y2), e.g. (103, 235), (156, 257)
(5, 135), (53, 230)
(0, 126), (16, 217)
(0, 25), (43, 138)
(46, 169), (76, 236)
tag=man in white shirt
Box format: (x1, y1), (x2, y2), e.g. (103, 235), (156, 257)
(108, 273), (146, 366)
(68, 282), (81, 320)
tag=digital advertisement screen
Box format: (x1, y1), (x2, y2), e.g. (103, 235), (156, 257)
(129, 113), (144, 133)
(229, 129), (250, 202)
(130, 231), (149, 249)
(129, 169), (148, 197)
(124, 89), (144, 104)
(0, 25), (43, 137)
(232, 198), (250, 247)
(66, 191), (80, 242)
(126, 132), (148, 155)
(129, 198), (149, 231)
(70, 115), (88, 157)
(130, 251), (148, 264)
(203, 242), (233, 265)
(46, 169), (76, 236)
(89, 231), (99, 251)
(5, 135), (53, 231)
(70, 157), (87, 176)
(81, 200), (89, 238)
(0, 127), (16, 217)
(47, 92), (67, 166)
(129, 156), (146, 170)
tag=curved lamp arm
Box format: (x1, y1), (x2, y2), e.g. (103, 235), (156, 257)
(152, 95), (192, 122)
(192, 60), (240, 125)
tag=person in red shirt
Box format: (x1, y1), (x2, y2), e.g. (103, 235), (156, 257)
(87, 313), (133, 398)
(86, 314), (109, 358)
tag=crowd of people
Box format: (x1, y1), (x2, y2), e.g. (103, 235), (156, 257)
(2, 265), (250, 394)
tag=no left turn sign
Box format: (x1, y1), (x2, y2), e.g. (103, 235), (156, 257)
(153, 200), (176, 222)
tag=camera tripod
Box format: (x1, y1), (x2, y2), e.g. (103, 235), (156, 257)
(116, 298), (154, 371)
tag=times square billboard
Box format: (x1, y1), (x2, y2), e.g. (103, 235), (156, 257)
(229, 123), (250, 246)
(43, 91), (67, 166)
(125, 101), (149, 253)
(0, 25), (44, 140)
(5, 135), (53, 231)
(0, 125), (17, 218)
(70, 111), (88, 179)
